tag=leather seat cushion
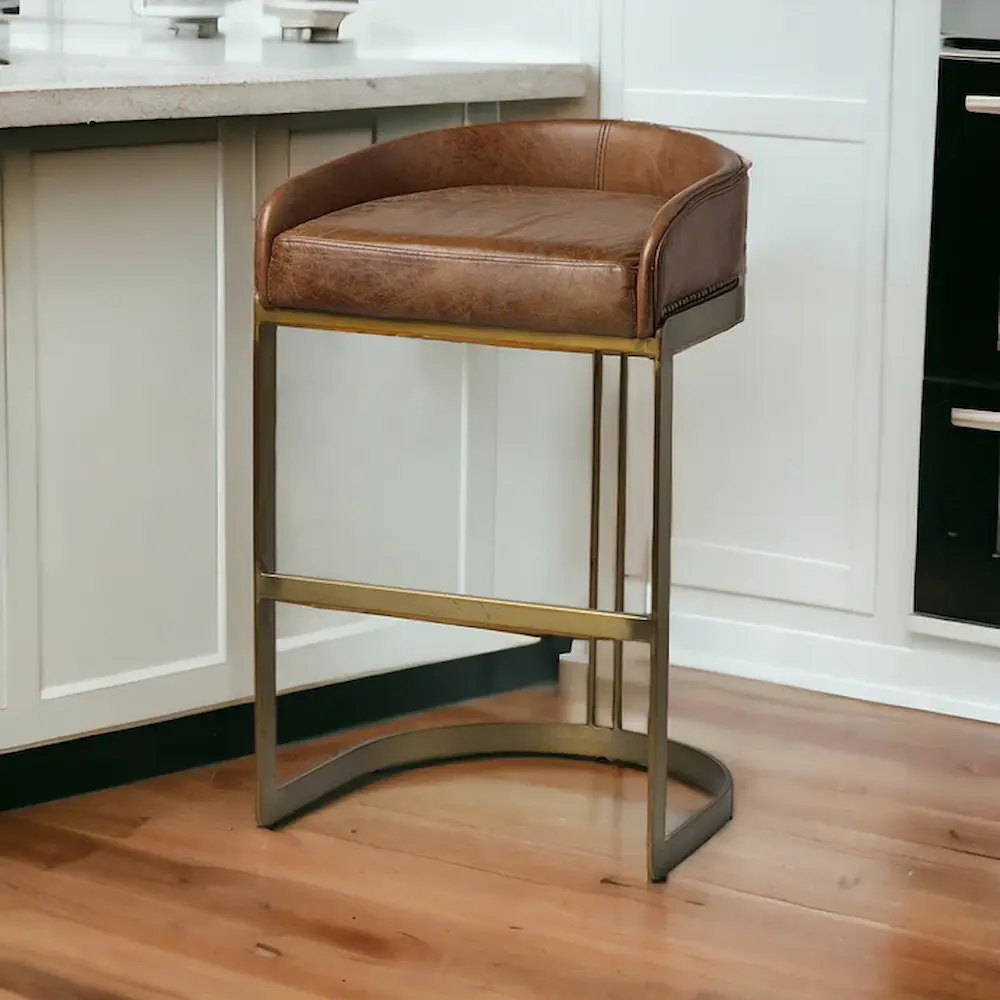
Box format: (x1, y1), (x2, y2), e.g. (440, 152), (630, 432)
(266, 185), (667, 339)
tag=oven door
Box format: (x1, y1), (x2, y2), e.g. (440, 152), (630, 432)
(924, 53), (1000, 384)
(914, 379), (1000, 626)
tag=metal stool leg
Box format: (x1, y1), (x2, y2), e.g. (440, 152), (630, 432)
(586, 352), (603, 727)
(612, 356), (629, 731)
(647, 351), (673, 881)
(646, 350), (734, 882)
(254, 318), (280, 827)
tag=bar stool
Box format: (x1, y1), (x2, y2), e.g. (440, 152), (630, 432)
(253, 118), (750, 882)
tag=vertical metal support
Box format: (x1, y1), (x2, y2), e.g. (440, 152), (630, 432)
(254, 318), (279, 826)
(586, 353), (604, 727)
(612, 357), (629, 730)
(647, 352), (673, 882)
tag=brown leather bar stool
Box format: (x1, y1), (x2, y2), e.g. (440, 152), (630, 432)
(253, 119), (750, 882)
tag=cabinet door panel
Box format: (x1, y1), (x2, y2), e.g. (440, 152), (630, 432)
(0, 134), (246, 751)
(914, 380), (1000, 628)
(923, 55), (1000, 384)
(613, 0), (893, 613)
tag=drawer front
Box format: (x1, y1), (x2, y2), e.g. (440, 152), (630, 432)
(924, 56), (1000, 384)
(914, 379), (1000, 626)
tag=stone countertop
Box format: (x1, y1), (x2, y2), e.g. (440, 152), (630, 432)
(0, 17), (589, 129)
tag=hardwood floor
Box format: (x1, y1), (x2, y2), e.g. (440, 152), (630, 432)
(1, 664), (999, 999)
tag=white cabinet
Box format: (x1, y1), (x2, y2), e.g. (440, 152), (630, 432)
(0, 102), (568, 753)
(576, 0), (1000, 725)
(0, 122), (253, 751)
(453, 0), (919, 695)
(617, 0), (895, 615)
(505, 0), (902, 673)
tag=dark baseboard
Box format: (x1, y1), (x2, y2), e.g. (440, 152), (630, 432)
(0, 636), (570, 814)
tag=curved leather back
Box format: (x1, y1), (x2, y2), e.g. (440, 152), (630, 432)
(258, 121), (743, 280)
(256, 119), (749, 335)
(333, 119), (737, 194)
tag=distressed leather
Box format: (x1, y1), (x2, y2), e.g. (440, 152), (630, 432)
(257, 120), (749, 339)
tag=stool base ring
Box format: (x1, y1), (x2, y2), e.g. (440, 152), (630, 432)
(257, 721), (733, 881)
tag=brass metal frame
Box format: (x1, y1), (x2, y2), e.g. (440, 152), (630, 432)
(253, 282), (744, 883)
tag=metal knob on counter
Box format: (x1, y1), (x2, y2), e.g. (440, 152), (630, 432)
(264, 0), (360, 42)
(0, 6), (15, 66)
(131, 0), (226, 39)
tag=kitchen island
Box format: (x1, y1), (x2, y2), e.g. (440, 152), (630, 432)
(0, 15), (593, 753)
(0, 16), (587, 128)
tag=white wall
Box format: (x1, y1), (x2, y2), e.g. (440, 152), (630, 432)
(347, 0), (601, 64)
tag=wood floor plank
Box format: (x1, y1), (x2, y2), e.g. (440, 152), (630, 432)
(2, 665), (999, 998)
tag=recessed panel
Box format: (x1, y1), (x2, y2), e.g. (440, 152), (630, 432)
(673, 132), (866, 572)
(275, 328), (468, 640)
(276, 108), (480, 645)
(492, 349), (592, 609)
(288, 124), (374, 177)
(32, 142), (221, 692)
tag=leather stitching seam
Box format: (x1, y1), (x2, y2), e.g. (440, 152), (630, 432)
(594, 122), (611, 191)
(274, 237), (634, 271)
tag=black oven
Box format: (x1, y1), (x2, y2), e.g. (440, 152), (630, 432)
(914, 42), (1000, 627)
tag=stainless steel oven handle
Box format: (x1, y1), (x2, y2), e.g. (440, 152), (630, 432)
(951, 407), (1000, 432)
(967, 96), (1000, 115)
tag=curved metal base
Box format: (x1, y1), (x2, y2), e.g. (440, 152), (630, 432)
(258, 721), (733, 881)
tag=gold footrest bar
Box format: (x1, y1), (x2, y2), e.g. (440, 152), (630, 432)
(258, 572), (655, 644)
(258, 721), (734, 881)
(256, 299), (661, 359)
